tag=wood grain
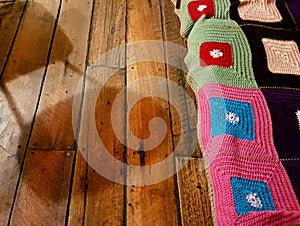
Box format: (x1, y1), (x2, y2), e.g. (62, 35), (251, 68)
(87, 0), (126, 67)
(68, 0), (127, 225)
(0, 1), (60, 224)
(9, 0), (93, 224)
(176, 157), (213, 226)
(28, 0), (93, 150)
(72, 68), (126, 226)
(0, 0), (25, 75)
(67, 150), (86, 226)
(10, 150), (74, 226)
(126, 0), (179, 225)
(161, 0), (201, 158)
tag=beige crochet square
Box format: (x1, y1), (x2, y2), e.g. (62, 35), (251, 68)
(238, 0), (282, 23)
(262, 38), (300, 75)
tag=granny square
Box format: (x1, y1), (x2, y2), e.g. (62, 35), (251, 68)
(209, 154), (300, 225)
(209, 97), (254, 140)
(198, 83), (276, 158)
(241, 25), (300, 88)
(230, 177), (276, 216)
(237, 0), (282, 23)
(262, 38), (300, 76)
(187, 0), (214, 22)
(186, 19), (258, 90)
(229, 0), (297, 28)
(200, 42), (233, 67)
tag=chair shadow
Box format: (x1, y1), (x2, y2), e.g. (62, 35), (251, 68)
(0, 1), (129, 221)
(0, 0), (75, 82)
(0, 0), (77, 222)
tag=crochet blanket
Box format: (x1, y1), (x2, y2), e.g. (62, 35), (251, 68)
(171, 0), (300, 225)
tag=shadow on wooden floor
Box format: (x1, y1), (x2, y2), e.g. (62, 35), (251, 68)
(0, 0), (76, 221)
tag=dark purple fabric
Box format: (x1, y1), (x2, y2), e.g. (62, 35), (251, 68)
(261, 88), (300, 159)
(282, 161), (300, 201)
(286, 0), (300, 26)
(262, 88), (300, 201)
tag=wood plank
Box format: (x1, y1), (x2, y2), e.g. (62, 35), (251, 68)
(0, 1), (13, 19)
(28, 0), (93, 150)
(161, 0), (201, 158)
(10, 150), (74, 225)
(0, 0), (26, 74)
(84, 70), (125, 226)
(0, 1), (61, 224)
(10, 0), (93, 224)
(176, 157), (213, 226)
(162, 2), (212, 224)
(87, 0), (126, 67)
(68, 0), (126, 224)
(70, 68), (126, 226)
(126, 0), (179, 225)
(67, 150), (86, 226)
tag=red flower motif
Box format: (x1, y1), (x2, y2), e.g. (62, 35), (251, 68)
(200, 42), (233, 67)
(188, 0), (215, 22)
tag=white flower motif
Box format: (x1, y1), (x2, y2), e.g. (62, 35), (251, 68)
(246, 193), (263, 208)
(197, 4), (207, 12)
(296, 110), (300, 130)
(225, 112), (239, 124)
(210, 49), (224, 59)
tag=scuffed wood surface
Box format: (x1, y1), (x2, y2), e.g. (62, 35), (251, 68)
(0, 0), (212, 225)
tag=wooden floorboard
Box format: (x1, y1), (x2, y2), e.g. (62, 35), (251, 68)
(0, 0), (26, 75)
(0, 0), (61, 224)
(126, 1), (179, 225)
(161, 0), (201, 158)
(28, 0), (93, 150)
(0, 0), (212, 225)
(10, 150), (74, 225)
(9, 0), (93, 224)
(176, 158), (213, 226)
(71, 68), (126, 226)
(69, 0), (127, 225)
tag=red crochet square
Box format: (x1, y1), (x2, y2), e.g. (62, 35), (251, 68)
(188, 0), (215, 22)
(200, 42), (233, 67)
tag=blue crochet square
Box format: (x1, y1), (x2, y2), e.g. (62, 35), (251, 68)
(230, 177), (276, 216)
(209, 97), (255, 140)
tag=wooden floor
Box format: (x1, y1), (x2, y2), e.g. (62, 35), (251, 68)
(0, 0), (213, 225)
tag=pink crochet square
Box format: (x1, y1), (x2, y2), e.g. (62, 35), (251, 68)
(198, 83), (276, 160)
(209, 153), (300, 225)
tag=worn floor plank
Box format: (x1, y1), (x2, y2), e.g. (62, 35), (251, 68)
(10, 150), (74, 226)
(67, 150), (86, 226)
(161, 0), (201, 158)
(75, 68), (126, 226)
(28, 0), (92, 150)
(176, 158), (213, 226)
(0, 0), (26, 75)
(126, 0), (179, 225)
(9, 0), (93, 224)
(0, 0), (61, 224)
(69, 0), (127, 225)
(87, 0), (126, 67)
